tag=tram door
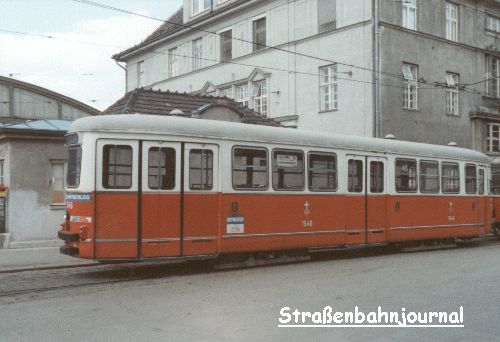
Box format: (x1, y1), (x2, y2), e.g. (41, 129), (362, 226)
(346, 155), (387, 245)
(366, 157), (387, 243)
(182, 143), (219, 256)
(141, 141), (182, 258)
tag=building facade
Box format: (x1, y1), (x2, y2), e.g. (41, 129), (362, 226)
(113, 0), (500, 155)
(0, 77), (99, 248)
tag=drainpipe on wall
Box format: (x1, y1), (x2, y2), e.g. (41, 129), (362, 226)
(372, 0), (381, 138)
(115, 60), (127, 92)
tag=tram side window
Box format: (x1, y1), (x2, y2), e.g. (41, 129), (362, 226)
(491, 165), (500, 194)
(308, 153), (337, 192)
(232, 147), (268, 190)
(148, 147), (175, 190)
(370, 161), (384, 193)
(478, 169), (485, 195)
(419, 161), (439, 193)
(442, 163), (460, 194)
(102, 145), (133, 189)
(189, 150), (213, 190)
(272, 149), (304, 190)
(67, 146), (82, 188)
(348, 159), (363, 193)
(395, 159), (417, 192)
(465, 164), (477, 194)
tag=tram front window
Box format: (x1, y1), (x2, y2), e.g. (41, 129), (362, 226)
(492, 167), (500, 195)
(67, 146), (82, 188)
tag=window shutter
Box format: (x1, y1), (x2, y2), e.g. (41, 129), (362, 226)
(318, 0), (336, 33)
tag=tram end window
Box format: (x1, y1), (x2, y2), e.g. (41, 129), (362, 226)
(395, 159), (418, 192)
(67, 146), (82, 188)
(272, 149), (305, 191)
(232, 147), (268, 190)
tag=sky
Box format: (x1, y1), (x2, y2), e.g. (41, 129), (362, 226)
(0, 0), (183, 111)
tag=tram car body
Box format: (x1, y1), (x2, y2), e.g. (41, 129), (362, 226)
(58, 114), (492, 260)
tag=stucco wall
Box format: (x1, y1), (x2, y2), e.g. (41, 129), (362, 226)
(6, 139), (67, 242)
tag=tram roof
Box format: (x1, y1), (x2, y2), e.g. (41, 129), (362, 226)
(70, 114), (490, 163)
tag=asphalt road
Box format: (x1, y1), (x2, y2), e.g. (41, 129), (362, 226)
(0, 241), (499, 341)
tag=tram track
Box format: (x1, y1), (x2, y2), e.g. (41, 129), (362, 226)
(0, 237), (497, 300)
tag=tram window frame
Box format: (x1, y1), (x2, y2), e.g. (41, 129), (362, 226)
(370, 161), (384, 193)
(308, 152), (338, 192)
(441, 162), (460, 194)
(419, 160), (439, 194)
(478, 169), (485, 195)
(189, 149), (214, 191)
(465, 164), (477, 194)
(148, 147), (176, 190)
(102, 145), (133, 189)
(348, 159), (363, 193)
(395, 158), (418, 193)
(491, 166), (500, 194)
(232, 146), (269, 190)
(67, 145), (82, 188)
(272, 149), (305, 191)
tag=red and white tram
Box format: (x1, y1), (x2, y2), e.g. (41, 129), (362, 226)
(58, 114), (492, 261)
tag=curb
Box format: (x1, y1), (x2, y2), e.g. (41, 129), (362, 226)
(0, 262), (101, 274)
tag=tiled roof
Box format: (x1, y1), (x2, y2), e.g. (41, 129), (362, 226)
(2, 120), (72, 131)
(103, 88), (279, 127)
(113, 1), (250, 61)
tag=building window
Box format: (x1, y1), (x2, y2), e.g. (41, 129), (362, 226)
(318, 0), (336, 32)
(67, 146), (82, 188)
(446, 72), (459, 115)
(168, 48), (178, 78)
(442, 163), (460, 194)
(148, 147), (175, 190)
(319, 64), (338, 112)
(50, 161), (66, 205)
(137, 61), (145, 88)
(192, 0), (211, 16)
(272, 149), (304, 191)
(465, 164), (477, 194)
(0, 160), (4, 184)
(220, 29), (233, 62)
(395, 159), (418, 192)
(252, 79), (268, 116)
(189, 149), (213, 190)
(402, 0), (417, 30)
(487, 123), (500, 153)
(308, 152), (337, 192)
(253, 17), (267, 52)
(419, 161), (439, 193)
(445, 2), (458, 41)
(486, 15), (500, 34)
(102, 145), (133, 189)
(232, 147), (268, 190)
(487, 55), (500, 98)
(236, 84), (249, 107)
(192, 38), (203, 71)
(348, 159), (363, 193)
(402, 63), (418, 110)
(219, 87), (233, 99)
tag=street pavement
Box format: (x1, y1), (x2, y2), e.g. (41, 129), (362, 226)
(0, 241), (499, 341)
(0, 246), (97, 273)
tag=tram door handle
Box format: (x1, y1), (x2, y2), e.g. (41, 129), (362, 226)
(395, 202), (400, 211)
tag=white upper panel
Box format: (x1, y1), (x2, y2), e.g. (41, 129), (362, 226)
(70, 114), (491, 164)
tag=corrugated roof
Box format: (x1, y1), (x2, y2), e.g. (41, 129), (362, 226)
(3, 120), (72, 131)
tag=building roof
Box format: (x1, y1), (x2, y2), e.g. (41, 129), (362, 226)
(0, 76), (101, 117)
(103, 88), (279, 126)
(71, 114), (491, 164)
(2, 120), (72, 131)
(113, 0), (252, 62)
